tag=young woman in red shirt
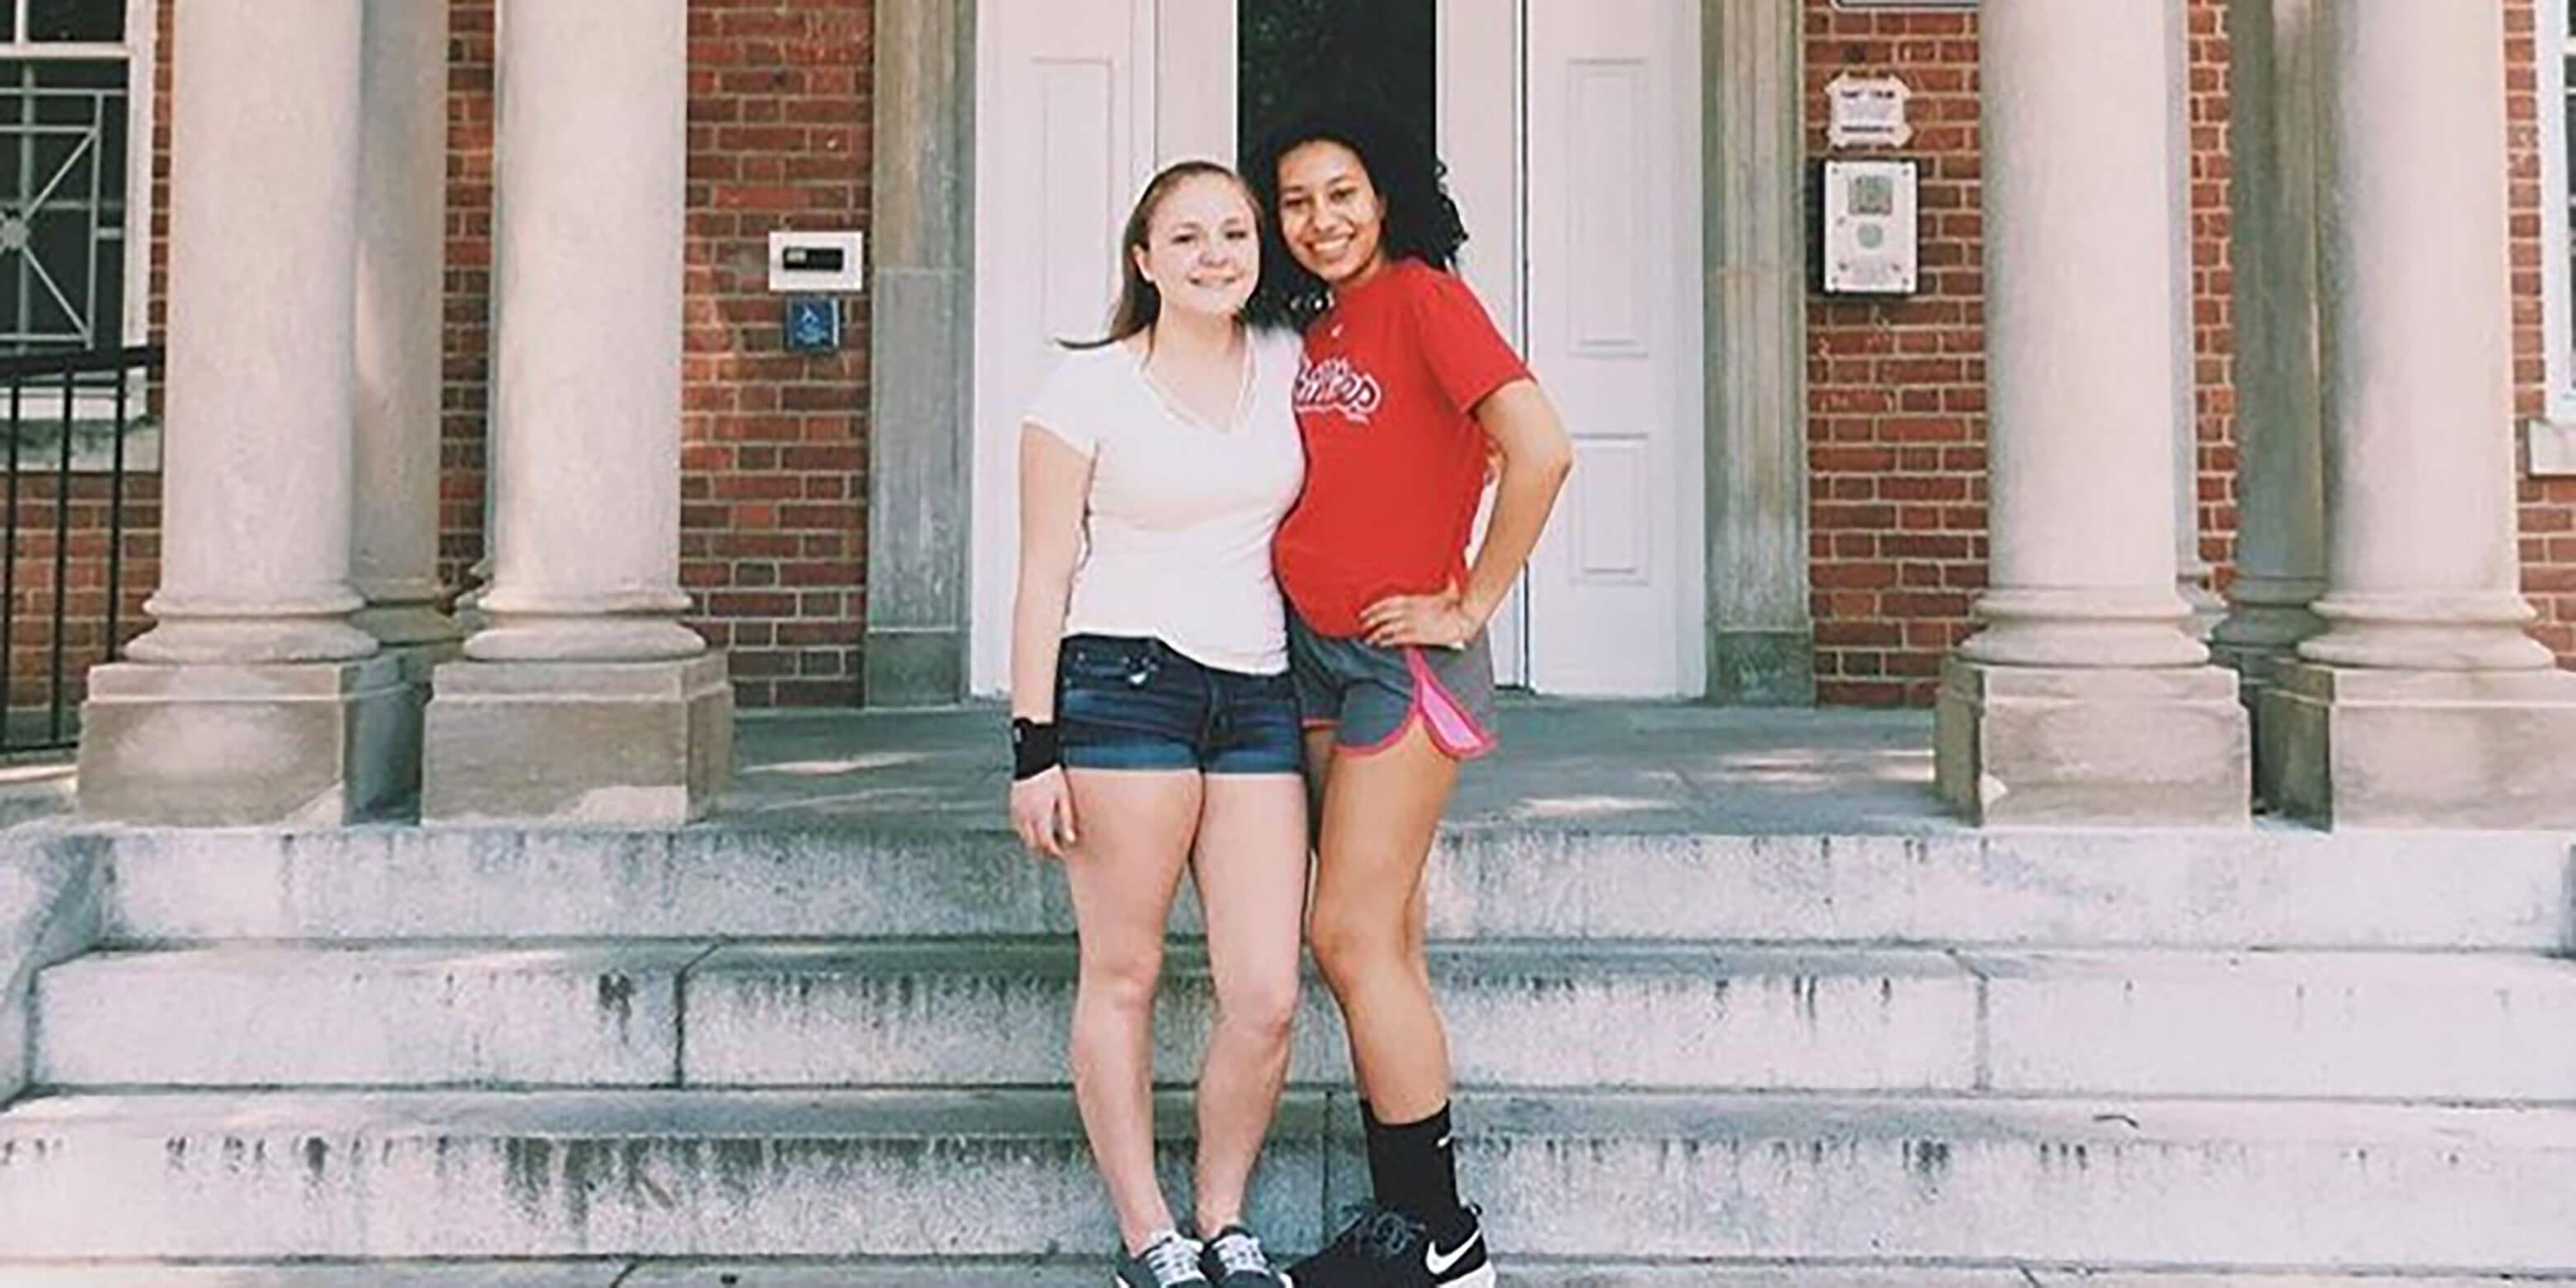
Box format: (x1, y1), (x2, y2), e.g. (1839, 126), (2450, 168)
(1249, 108), (1574, 1288)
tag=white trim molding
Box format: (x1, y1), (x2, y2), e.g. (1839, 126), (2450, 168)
(2536, 0), (2576, 475)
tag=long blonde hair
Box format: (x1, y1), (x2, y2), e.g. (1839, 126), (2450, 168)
(1063, 160), (1260, 350)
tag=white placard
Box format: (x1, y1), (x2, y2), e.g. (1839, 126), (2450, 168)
(767, 230), (866, 293)
(1821, 157), (1918, 296)
(1827, 73), (1912, 149)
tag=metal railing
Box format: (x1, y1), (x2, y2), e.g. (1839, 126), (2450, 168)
(0, 342), (157, 751)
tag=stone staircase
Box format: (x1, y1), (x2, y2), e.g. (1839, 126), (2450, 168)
(4, 819), (2576, 1282)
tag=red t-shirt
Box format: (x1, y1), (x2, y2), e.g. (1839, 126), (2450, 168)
(1274, 260), (1529, 637)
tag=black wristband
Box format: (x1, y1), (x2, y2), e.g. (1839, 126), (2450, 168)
(1011, 718), (1061, 780)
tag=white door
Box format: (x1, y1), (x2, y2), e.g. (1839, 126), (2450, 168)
(971, 1), (1701, 697)
(969, 0), (1233, 693)
(1439, 0), (1530, 686)
(1523, 0), (1705, 696)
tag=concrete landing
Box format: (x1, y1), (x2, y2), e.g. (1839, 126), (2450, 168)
(720, 701), (1945, 834)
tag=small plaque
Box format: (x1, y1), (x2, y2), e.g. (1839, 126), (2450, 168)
(767, 230), (866, 293)
(784, 296), (842, 354)
(1821, 158), (1920, 297)
(1827, 73), (1912, 149)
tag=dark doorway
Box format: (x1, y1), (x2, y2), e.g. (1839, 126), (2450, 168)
(1237, 0), (1437, 167)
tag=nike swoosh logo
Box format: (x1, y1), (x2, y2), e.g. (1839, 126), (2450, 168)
(1424, 1228), (1481, 1277)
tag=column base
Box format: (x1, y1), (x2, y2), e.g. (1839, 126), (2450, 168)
(2261, 663), (2576, 828)
(1936, 658), (2251, 827)
(77, 656), (415, 826)
(421, 653), (733, 824)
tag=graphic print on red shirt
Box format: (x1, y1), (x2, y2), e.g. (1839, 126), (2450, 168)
(1274, 259), (1530, 638)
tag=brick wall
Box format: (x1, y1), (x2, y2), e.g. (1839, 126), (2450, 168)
(439, 1), (874, 708)
(1797, 3), (2246, 706)
(437, 3), (492, 610)
(1802, 4), (1987, 707)
(2508, 0), (2576, 663)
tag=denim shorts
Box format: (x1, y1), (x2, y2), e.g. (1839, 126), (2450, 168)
(1055, 634), (1304, 775)
(1288, 611), (1498, 761)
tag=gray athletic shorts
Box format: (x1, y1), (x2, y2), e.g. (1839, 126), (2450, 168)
(1287, 610), (1499, 760)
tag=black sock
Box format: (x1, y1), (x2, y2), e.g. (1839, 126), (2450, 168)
(1363, 1101), (1465, 1235)
(1358, 1099), (1393, 1203)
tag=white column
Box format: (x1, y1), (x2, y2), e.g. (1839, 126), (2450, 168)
(77, 0), (412, 826)
(125, 1), (375, 665)
(2300, 0), (2547, 673)
(2264, 0), (2576, 828)
(1935, 0), (2248, 826)
(470, 0), (701, 663)
(352, 0), (458, 651)
(1959, 0), (2203, 670)
(422, 0), (729, 825)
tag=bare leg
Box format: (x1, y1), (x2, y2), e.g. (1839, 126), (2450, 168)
(1306, 719), (1459, 1121)
(1301, 728), (1337, 848)
(1062, 767), (1203, 1253)
(1187, 773), (1308, 1234)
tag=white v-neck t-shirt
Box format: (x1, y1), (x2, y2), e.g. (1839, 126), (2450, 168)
(1025, 328), (1307, 675)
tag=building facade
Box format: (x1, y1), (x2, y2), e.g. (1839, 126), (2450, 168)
(45, 0), (2576, 826)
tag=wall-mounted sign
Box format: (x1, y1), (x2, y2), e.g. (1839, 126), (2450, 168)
(1827, 74), (1912, 149)
(784, 296), (842, 354)
(1820, 157), (1920, 297)
(767, 230), (866, 294)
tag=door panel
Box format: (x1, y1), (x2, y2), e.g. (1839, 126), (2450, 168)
(1523, 0), (1703, 696)
(1438, 0), (1528, 686)
(969, 0), (1187, 693)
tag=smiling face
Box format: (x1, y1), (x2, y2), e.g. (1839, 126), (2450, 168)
(1274, 138), (1387, 288)
(1130, 171), (1260, 321)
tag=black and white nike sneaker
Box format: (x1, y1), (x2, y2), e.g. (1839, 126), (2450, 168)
(1287, 1202), (1492, 1288)
(1115, 1229), (1213, 1287)
(1201, 1223), (1293, 1287)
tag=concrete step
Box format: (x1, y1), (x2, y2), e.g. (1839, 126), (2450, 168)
(6, 1267), (2569, 1287)
(38, 941), (2576, 1102)
(1969, 948), (2576, 1100)
(32, 939), (1978, 1094)
(3, 1089), (2575, 1268)
(75, 822), (2575, 949)
(35, 944), (704, 1089)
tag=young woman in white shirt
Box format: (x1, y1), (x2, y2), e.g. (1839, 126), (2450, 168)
(1008, 160), (1309, 1288)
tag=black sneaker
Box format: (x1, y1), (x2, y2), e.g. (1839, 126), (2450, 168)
(1116, 1229), (1213, 1287)
(1287, 1203), (1491, 1288)
(1201, 1223), (1292, 1286)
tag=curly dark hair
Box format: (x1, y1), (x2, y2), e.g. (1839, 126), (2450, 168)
(1245, 103), (1469, 329)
